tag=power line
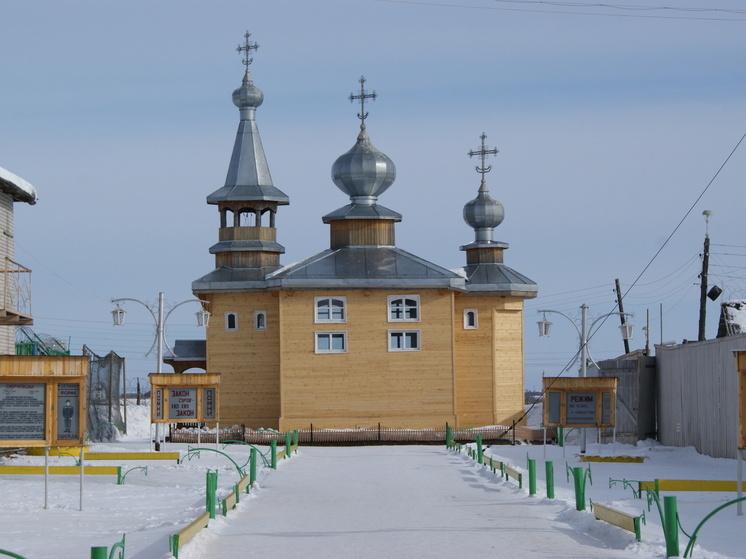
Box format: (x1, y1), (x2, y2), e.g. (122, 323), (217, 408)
(378, 0), (746, 21)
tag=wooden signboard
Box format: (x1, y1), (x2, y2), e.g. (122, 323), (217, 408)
(0, 356), (88, 447)
(736, 351), (746, 450)
(149, 373), (220, 424)
(543, 376), (617, 428)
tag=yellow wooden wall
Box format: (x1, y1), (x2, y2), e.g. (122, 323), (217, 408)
(202, 291), (281, 428)
(202, 288), (527, 430)
(277, 289), (457, 430)
(453, 296), (526, 427)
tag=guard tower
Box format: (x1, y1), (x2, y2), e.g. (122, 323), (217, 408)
(0, 166), (36, 354)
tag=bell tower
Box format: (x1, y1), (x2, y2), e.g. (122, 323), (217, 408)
(196, 31), (289, 289)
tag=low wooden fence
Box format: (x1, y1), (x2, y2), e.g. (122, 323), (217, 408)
(169, 424), (550, 445)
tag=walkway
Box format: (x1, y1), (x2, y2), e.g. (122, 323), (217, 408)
(180, 446), (647, 558)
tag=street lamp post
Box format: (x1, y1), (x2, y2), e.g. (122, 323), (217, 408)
(538, 304), (634, 453)
(110, 292), (210, 448)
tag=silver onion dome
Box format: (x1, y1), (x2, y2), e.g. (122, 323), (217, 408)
(463, 180), (504, 242)
(331, 124), (396, 204)
(233, 71), (264, 109)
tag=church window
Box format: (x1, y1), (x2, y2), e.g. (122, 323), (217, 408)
(254, 311), (267, 330)
(464, 309), (478, 329)
(315, 296), (346, 323)
(388, 330), (420, 351)
(388, 295), (420, 322)
(315, 332), (347, 353)
(225, 312), (238, 331)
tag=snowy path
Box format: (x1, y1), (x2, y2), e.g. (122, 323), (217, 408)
(180, 446), (645, 558)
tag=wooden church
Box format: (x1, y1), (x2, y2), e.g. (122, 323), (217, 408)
(191, 33), (537, 431)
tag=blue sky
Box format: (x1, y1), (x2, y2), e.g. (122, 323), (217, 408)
(2, 0), (745, 392)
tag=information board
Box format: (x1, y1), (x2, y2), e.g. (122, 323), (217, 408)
(56, 383), (80, 441)
(543, 377), (617, 428)
(149, 373), (220, 424)
(168, 387), (198, 420)
(0, 382), (46, 440)
(0, 355), (88, 447)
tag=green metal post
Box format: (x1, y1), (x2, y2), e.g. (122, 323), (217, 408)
(206, 471), (217, 519)
(476, 435), (483, 464)
(250, 447), (258, 486)
(663, 496), (679, 558)
(572, 467), (586, 511)
(293, 430), (299, 448)
(285, 432), (292, 457)
(90, 548), (107, 559)
(528, 458), (537, 496)
(446, 425), (453, 449)
(557, 426), (564, 447)
(545, 461), (555, 499)
(271, 440), (277, 469)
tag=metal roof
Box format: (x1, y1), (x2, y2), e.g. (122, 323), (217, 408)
(206, 70), (289, 205)
(461, 263), (538, 296)
(266, 246), (466, 290)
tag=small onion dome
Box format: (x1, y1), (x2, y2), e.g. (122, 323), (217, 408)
(463, 179), (504, 230)
(233, 71), (264, 109)
(331, 124), (396, 204)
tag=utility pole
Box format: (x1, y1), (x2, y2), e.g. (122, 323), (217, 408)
(615, 278), (630, 354)
(698, 211), (713, 341)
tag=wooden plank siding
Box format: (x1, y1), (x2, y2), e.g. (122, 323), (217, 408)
(278, 289), (457, 430)
(201, 287), (528, 431)
(202, 292), (281, 428)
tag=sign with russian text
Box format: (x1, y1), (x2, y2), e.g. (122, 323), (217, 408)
(168, 387), (197, 420)
(0, 355), (88, 447)
(0, 382), (46, 440)
(56, 383), (80, 441)
(543, 377), (617, 428)
(149, 373), (220, 424)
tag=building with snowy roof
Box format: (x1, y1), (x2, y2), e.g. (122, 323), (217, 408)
(0, 166), (36, 353)
(191, 34), (537, 430)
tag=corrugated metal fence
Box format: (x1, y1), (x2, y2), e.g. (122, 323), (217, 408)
(656, 334), (745, 459)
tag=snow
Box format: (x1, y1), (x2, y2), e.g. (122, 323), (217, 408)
(0, 165), (37, 202)
(0, 402), (744, 558)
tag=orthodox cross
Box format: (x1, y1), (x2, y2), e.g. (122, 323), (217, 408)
(349, 76), (377, 124)
(236, 31), (259, 70)
(468, 133), (499, 181)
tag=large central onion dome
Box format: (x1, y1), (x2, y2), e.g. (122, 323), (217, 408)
(331, 123), (396, 205)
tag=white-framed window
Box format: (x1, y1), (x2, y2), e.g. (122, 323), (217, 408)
(225, 311), (238, 332)
(315, 296), (346, 323)
(254, 311), (267, 331)
(388, 295), (420, 322)
(388, 330), (420, 351)
(315, 331), (347, 353)
(464, 309), (478, 329)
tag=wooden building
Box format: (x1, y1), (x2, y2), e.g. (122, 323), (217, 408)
(0, 167), (36, 354)
(191, 38), (537, 431)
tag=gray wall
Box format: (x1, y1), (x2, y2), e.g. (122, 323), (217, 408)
(656, 335), (746, 459)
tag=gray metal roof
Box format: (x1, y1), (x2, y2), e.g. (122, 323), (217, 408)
(460, 263), (538, 296)
(162, 340), (206, 361)
(206, 71), (289, 205)
(266, 246), (466, 290)
(192, 266), (280, 292)
(323, 203), (401, 222)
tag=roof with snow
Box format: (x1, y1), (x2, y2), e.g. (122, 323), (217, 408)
(0, 166), (37, 205)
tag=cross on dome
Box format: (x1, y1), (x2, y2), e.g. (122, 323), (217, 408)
(236, 30), (259, 70)
(468, 133), (499, 182)
(349, 76), (377, 126)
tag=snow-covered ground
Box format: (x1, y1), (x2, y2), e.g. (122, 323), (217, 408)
(0, 402), (744, 558)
